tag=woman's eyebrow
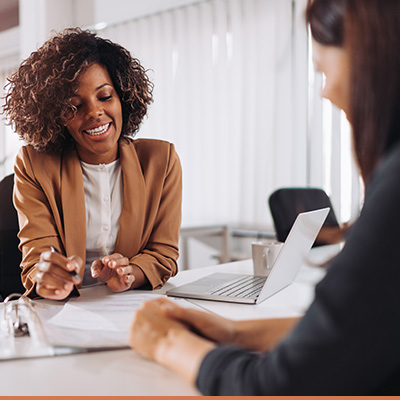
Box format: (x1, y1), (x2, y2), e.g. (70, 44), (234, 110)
(95, 83), (113, 91)
(71, 83), (113, 98)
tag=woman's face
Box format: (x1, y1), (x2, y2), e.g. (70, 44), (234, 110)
(66, 63), (123, 164)
(312, 40), (350, 118)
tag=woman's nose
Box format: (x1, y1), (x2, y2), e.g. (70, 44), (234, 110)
(85, 101), (103, 119)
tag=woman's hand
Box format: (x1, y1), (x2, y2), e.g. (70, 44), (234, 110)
(155, 297), (238, 344)
(130, 297), (189, 360)
(35, 250), (83, 300)
(91, 253), (147, 292)
(148, 298), (299, 352)
(130, 298), (216, 384)
(317, 222), (350, 244)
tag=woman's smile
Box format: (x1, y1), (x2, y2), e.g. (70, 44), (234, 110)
(83, 122), (112, 137)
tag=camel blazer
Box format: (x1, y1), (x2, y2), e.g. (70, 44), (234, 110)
(13, 138), (182, 296)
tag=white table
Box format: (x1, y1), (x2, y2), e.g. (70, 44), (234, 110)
(0, 245), (339, 396)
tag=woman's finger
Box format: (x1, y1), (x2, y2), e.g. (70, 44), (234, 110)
(123, 274), (136, 286)
(102, 253), (129, 269)
(36, 268), (75, 291)
(91, 259), (104, 278)
(115, 264), (134, 276)
(36, 282), (73, 300)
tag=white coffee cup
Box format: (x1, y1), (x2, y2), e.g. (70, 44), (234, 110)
(251, 241), (284, 277)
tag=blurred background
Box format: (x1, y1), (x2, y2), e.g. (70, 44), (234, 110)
(0, 0), (362, 268)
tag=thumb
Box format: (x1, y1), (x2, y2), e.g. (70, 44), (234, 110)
(91, 259), (103, 278)
(68, 255), (83, 271)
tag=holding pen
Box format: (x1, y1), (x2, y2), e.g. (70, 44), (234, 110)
(50, 246), (82, 283)
(34, 246), (83, 300)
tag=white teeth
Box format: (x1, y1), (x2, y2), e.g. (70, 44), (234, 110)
(84, 123), (110, 136)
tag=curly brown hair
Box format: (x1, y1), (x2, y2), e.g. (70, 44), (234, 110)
(2, 27), (153, 153)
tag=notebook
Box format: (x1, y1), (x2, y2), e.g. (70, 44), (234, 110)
(167, 208), (329, 304)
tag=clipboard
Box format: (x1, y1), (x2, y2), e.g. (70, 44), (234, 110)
(0, 293), (55, 360)
(0, 293), (129, 361)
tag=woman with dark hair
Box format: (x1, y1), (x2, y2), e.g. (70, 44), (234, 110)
(128, 0), (400, 395)
(2, 28), (182, 300)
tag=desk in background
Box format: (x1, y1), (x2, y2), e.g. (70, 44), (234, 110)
(180, 222), (275, 270)
(0, 245), (339, 396)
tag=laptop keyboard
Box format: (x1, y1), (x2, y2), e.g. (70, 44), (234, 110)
(208, 275), (267, 299)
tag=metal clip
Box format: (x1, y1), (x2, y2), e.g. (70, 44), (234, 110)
(3, 293), (31, 337)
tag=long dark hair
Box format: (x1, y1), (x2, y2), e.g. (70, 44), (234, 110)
(307, 0), (400, 185)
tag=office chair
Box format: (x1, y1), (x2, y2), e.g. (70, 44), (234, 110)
(0, 173), (25, 300)
(268, 187), (341, 246)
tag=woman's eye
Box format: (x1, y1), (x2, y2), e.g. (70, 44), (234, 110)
(99, 95), (112, 101)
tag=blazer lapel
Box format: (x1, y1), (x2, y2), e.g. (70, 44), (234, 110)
(61, 149), (87, 270)
(115, 140), (146, 258)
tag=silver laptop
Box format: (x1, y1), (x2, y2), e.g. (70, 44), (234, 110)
(167, 208), (329, 304)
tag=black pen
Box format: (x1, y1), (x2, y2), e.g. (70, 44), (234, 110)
(50, 246), (81, 283)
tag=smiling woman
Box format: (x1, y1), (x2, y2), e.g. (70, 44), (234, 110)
(2, 28), (182, 300)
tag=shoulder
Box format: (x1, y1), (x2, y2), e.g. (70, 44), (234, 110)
(16, 145), (61, 168)
(124, 137), (176, 154)
(367, 142), (400, 200)
(377, 141), (400, 179)
(14, 145), (64, 183)
(120, 138), (181, 179)
(121, 138), (180, 165)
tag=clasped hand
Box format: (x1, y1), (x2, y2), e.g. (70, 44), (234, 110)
(130, 297), (234, 360)
(130, 298), (224, 383)
(129, 298), (297, 383)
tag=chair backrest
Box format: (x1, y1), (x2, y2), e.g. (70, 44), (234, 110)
(268, 187), (339, 246)
(0, 173), (25, 300)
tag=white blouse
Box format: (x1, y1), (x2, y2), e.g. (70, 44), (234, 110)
(80, 159), (124, 287)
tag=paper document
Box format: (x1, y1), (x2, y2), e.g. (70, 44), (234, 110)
(41, 288), (197, 349)
(47, 292), (160, 332)
(1, 287), (203, 360)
